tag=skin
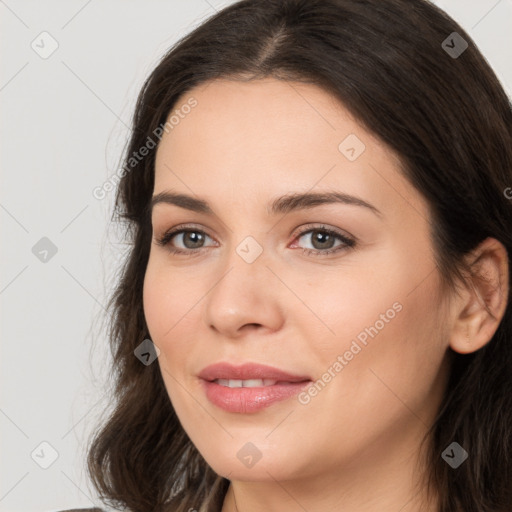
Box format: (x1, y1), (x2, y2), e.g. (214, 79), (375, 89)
(143, 78), (509, 512)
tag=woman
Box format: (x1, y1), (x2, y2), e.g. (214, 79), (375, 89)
(76, 0), (512, 511)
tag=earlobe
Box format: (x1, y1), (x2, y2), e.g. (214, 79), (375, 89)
(449, 237), (509, 355)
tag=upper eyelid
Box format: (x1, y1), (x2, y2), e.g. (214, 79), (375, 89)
(158, 224), (216, 241)
(157, 223), (349, 236)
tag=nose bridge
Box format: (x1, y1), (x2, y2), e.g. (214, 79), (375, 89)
(211, 231), (270, 307)
(202, 232), (284, 336)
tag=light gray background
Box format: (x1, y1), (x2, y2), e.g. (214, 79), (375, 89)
(1, 1), (511, 511)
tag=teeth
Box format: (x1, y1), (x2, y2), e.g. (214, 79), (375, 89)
(215, 379), (278, 388)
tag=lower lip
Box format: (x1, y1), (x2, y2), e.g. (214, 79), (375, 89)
(201, 379), (311, 413)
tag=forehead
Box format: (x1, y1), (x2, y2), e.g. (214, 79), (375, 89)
(153, 78), (428, 223)
(156, 77), (371, 167)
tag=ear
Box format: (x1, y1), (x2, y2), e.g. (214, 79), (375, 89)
(449, 237), (509, 355)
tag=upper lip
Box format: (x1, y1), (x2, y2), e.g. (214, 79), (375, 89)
(198, 362), (311, 383)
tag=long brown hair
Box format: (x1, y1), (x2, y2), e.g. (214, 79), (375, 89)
(86, 1), (512, 510)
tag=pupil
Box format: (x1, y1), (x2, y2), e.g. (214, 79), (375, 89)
(185, 232), (204, 248)
(312, 231), (334, 249)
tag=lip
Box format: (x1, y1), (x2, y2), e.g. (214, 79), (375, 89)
(198, 362), (311, 382)
(198, 362), (312, 413)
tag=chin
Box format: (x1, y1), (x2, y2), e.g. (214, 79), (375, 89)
(198, 441), (309, 482)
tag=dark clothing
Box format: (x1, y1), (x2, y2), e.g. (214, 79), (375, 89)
(57, 509), (104, 512)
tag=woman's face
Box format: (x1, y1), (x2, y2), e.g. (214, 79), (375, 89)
(143, 78), (451, 483)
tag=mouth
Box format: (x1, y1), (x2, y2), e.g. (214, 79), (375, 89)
(198, 362), (312, 413)
(198, 361), (311, 382)
(212, 378), (303, 388)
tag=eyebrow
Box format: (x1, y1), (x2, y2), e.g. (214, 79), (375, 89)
(150, 190), (382, 218)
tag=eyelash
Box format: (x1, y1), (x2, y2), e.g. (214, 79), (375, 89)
(155, 223), (356, 258)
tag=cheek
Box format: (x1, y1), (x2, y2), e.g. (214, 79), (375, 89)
(142, 262), (196, 394)
(143, 265), (170, 340)
(143, 262), (198, 406)
(143, 259), (201, 342)
(295, 262), (401, 364)
(299, 245), (447, 416)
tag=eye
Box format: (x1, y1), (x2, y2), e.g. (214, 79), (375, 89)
(290, 225), (356, 256)
(155, 225), (216, 255)
(154, 223), (356, 258)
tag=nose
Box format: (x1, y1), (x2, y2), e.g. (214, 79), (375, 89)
(203, 243), (285, 339)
